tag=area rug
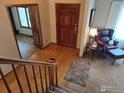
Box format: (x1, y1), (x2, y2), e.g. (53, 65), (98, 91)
(64, 59), (90, 86)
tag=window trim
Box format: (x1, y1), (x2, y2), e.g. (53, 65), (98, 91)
(16, 7), (31, 28)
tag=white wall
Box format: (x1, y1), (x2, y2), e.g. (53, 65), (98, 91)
(11, 7), (33, 36)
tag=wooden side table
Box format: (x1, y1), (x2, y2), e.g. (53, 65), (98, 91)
(86, 43), (97, 60)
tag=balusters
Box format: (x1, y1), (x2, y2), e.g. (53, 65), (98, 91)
(51, 66), (55, 87)
(0, 67), (12, 93)
(39, 66), (44, 93)
(0, 57), (58, 93)
(48, 66), (52, 90)
(44, 66), (48, 91)
(11, 64), (23, 93)
(23, 65), (32, 93)
(55, 65), (58, 87)
(32, 65), (39, 93)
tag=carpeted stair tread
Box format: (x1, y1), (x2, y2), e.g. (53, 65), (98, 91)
(54, 87), (68, 93)
(58, 85), (76, 93)
(48, 86), (75, 93)
(47, 89), (56, 93)
(65, 82), (87, 93)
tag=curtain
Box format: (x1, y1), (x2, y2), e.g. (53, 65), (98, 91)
(113, 1), (124, 41)
(106, 1), (124, 48)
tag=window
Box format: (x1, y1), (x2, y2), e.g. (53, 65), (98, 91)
(111, 1), (124, 40)
(17, 7), (31, 28)
(106, 1), (124, 41)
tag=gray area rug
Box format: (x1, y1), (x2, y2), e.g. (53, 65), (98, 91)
(65, 58), (124, 93)
(64, 59), (90, 86)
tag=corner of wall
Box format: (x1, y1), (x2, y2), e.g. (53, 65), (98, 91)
(79, 0), (96, 57)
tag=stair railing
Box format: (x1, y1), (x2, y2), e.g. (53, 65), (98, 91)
(0, 56), (58, 93)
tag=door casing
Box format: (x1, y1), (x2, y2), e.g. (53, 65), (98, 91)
(6, 4), (43, 59)
(56, 3), (80, 48)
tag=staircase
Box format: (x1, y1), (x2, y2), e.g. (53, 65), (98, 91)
(48, 85), (77, 93)
(0, 56), (80, 93)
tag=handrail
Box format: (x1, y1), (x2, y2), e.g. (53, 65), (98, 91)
(0, 56), (57, 66)
(0, 56), (58, 93)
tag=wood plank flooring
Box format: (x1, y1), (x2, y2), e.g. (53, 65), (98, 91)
(0, 44), (80, 93)
(30, 44), (80, 85)
(16, 34), (38, 59)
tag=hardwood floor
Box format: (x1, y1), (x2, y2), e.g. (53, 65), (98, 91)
(16, 34), (38, 59)
(0, 44), (80, 93)
(30, 43), (80, 85)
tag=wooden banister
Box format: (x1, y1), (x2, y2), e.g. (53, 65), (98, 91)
(0, 56), (58, 93)
(0, 56), (57, 66)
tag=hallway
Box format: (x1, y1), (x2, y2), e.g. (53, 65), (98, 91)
(0, 44), (79, 93)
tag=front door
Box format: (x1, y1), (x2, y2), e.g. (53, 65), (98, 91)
(56, 4), (80, 48)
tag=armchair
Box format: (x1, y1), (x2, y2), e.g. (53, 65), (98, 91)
(95, 29), (119, 53)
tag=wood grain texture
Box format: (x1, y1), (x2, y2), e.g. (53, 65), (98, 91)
(56, 4), (80, 48)
(0, 44), (79, 93)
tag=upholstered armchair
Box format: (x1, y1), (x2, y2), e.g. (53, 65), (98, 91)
(95, 29), (119, 53)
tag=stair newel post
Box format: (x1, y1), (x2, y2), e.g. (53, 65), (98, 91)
(48, 58), (53, 90)
(49, 58), (58, 88)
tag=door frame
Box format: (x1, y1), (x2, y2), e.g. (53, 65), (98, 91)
(55, 3), (80, 48)
(6, 4), (43, 59)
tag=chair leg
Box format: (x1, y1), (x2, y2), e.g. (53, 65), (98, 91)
(112, 58), (115, 65)
(91, 50), (94, 60)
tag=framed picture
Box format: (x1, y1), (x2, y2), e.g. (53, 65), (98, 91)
(89, 8), (96, 26)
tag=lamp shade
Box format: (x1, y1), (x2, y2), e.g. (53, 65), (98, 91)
(89, 28), (97, 37)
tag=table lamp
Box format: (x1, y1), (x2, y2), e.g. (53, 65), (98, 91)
(89, 28), (98, 43)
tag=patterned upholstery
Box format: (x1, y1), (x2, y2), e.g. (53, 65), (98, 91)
(97, 29), (114, 43)
(96, 28), (119, 53)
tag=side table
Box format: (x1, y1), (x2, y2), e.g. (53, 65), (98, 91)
(86, 43), (97, 60)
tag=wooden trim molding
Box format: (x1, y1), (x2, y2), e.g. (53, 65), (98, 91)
(6, 4), (43, 59)
(6, 3), (38, 7)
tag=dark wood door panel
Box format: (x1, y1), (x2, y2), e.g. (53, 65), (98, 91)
(56, 4), (80, 48)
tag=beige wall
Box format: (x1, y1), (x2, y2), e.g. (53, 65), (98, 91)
(0, 0), (51, 74)
(0, 0), (51, 58)
(79, 0), (96, 56)
(49, 0), (85, 48)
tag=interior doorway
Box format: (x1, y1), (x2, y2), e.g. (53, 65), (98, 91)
(56, 4), (80, 48)
(7, 4), (43, 59)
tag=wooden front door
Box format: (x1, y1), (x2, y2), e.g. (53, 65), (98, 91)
(56, 4), (80, 48)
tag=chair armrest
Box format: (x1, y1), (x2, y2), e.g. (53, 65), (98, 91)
(97, 40), (104, 46)
(113, 41), (119, 46)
